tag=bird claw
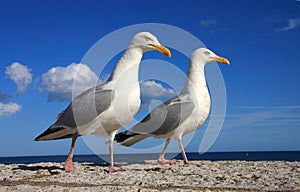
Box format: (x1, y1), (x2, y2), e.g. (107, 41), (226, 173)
(108, 166), (125, 173)
(158, 156), (175, 165)
(184, 161), (202, 167)
(64, 160), (75, 172)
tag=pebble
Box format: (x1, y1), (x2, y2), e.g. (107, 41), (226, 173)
(0, 160), (299, 191)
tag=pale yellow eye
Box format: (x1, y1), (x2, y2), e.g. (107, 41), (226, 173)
(145, 36), (152, 41)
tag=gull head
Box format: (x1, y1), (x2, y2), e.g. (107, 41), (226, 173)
(130, 32), (171, 57)
(191, 48), (230, 65)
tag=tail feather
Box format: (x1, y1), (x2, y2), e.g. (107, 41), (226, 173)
(115, 131), (149, 146)
(34, 126), (77, 141)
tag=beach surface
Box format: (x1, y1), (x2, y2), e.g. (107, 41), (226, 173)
(0, 160), (299, 191)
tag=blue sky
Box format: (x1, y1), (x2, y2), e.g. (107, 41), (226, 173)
(0, 0), (300, 157)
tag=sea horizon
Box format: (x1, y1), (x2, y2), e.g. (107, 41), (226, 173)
(1, 151), (299, 165)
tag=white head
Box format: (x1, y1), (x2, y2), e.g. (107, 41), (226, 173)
(129, 32), (171, 57)
(191, 48), (230, 65)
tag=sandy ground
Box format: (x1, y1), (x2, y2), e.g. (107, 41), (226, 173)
(0, 160), (299, 191)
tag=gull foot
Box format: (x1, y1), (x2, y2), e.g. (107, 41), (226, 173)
(64, 159), (75, 172)
(184, 161), (202, 167)
(158, 156), (175, 165)
(108, 165), (125, 173)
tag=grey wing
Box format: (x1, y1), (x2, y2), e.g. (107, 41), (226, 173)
(130, 97), (195, 136)
(54, 86), (114, 128)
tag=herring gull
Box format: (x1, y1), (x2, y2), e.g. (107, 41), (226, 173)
(115, 48), (229, 165)
(35, 32), (171, 172)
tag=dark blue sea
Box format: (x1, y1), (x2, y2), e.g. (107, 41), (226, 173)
(0, 151), (299, 165)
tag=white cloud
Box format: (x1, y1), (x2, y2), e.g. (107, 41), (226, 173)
(41, 63), (99, 102)
(276, 18), (300, 32)
(140, 80), (176, 103)
(0, 102), (21, 116)
(200, 19), (217, 27)
(5, 62), (33, 94)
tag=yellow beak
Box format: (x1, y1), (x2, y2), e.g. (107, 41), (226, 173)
(214, 56), (230, 65)
(149, 44), (171, 57)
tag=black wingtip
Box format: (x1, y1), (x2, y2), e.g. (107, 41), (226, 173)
(115, 131), (139, 143)
(33, 126), (76, 141)
(34, 135), (45, 141)
(114, 131), (128, 143)
(34, 137), (39, 141)
(34, 134), (44, 141)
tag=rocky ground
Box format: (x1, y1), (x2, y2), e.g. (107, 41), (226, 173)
(0, 160), (299, 191)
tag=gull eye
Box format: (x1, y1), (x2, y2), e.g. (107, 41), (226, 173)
(204, 51), (210, 55)
(145, 36), (152, 41)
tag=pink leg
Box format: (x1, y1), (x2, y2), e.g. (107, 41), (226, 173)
(108, 134), (125, 173)
(158, 138), (174, 165)
(64, 133), (78, 172)
(178, 139), (201, 166)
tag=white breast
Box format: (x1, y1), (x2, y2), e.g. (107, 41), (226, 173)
(83, 82), (141, 137)
(172, 88), (211, 139)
